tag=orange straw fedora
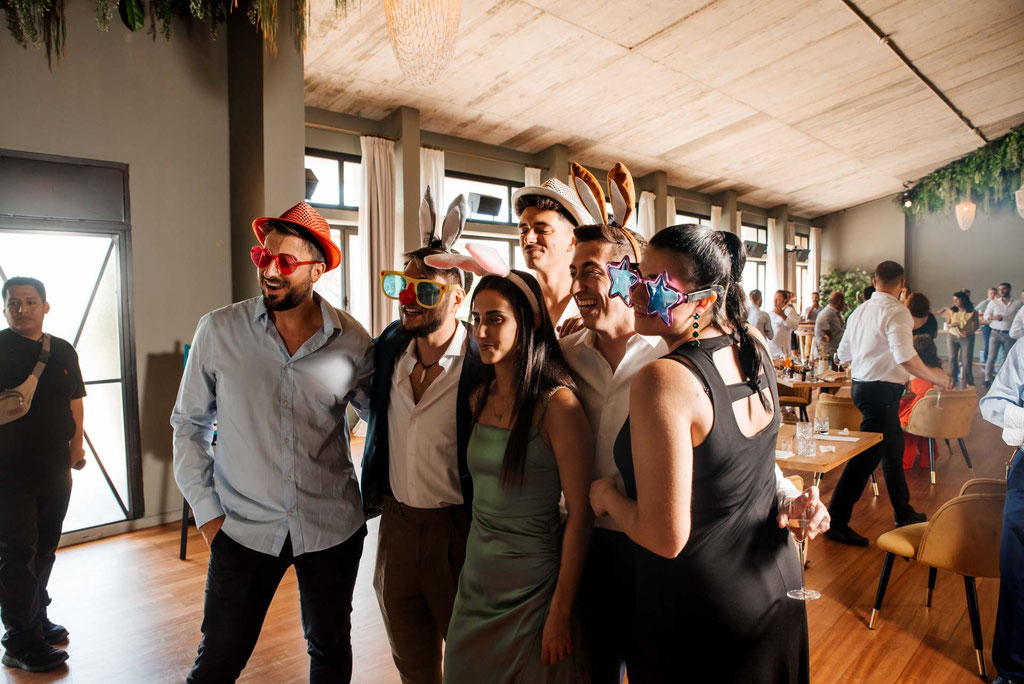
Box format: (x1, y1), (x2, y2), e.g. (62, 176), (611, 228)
(252, 202), (341, 271)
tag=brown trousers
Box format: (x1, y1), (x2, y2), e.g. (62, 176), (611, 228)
(373, 496), (471, 684)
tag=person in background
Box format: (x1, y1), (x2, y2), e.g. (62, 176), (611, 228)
(768, 289), (801, 359)
(985, 282), (1015, 387)
(814, 291), (846, 360)
(979, 342), (1024, 684)
(906, 292), (938, 338)
(747, 289), (774, 342)
(979, 287), (997, 363)
(937, 290), (979, 387)
(804, 291), (822, 321)
(862, 285), (876, 304)
(898, 285), (912, 303)
(0, 277), (86, 673)
(898, 335), (944, 469)
(1010, 299), (1024, 341)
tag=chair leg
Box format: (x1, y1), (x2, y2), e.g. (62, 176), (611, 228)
(964, 576), (987, 679)
(945, 438), (955, 458)
(814, 472), (823, 488)
(870, 552), (897, 629)
(926, 566), (937, 607)
(928, 438), (936, 485)
(180, 497), (191, 561)
(870, 470), (879, 496)
(800, 406), (809, 422)
(957, 438), (975, 474)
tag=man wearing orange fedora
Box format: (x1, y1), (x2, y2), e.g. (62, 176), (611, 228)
(172, 202), (373, 683)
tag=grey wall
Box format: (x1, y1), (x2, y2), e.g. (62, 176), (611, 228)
(0, 3), (232, 540)
(907, 199), (1024, 308)
(819, 195), (906, 277)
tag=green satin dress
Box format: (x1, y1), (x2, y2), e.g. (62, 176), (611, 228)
(442, 422), (588, 684)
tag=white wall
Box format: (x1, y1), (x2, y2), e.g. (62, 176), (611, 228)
(0, 4), (232, 539)
(819, 195), (906, 276)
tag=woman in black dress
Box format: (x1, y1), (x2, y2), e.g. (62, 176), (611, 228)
(589, 224), (811, 683)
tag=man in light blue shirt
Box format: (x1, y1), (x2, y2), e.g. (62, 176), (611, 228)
(171, 202), (373, 684)
(980, 339), (1024, 684)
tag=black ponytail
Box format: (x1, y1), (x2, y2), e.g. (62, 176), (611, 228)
(648, 224), (769, 408)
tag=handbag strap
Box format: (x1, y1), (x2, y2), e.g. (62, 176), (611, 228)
(29, 334), (51, 379)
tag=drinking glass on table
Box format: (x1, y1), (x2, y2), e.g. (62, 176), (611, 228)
(814, 416), (830, 435)
(796, 421), (813, 440)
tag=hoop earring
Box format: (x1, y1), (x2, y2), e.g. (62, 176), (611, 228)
(690, 312), (700, 347)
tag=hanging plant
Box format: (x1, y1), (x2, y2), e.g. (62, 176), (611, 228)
(898, 125), (1024, 216)
(1, 0), (67, 67)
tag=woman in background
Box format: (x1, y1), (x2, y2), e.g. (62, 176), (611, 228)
(938, 291), (979, 387)
(899, 335), (946, 468)
(907, 292), (938, 338)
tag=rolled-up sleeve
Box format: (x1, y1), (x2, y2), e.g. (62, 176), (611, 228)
(886, 307), (917, 364)
(170, 314), (224, 529)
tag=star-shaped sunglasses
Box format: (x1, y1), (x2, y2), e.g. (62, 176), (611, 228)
(380, 271), (460, 309)
(606, 256), (721, 325)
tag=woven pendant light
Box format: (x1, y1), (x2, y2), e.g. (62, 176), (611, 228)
(384, 0), (462, 88)
(955, 199), (976, 231)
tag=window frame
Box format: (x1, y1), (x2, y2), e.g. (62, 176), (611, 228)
(675, 211), (713, 227)
(740, 223), (768, 295)
(444, 170), (524, 226)
(305, 147), (361, 211)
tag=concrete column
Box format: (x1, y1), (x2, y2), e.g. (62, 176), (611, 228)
(227, 11), (305, 302)
(536, 144), (569, 184)
(713, 190), (739, 233)
(649, 170), (669, 231)
(769, 205), (792, 290)
(384, 106), (421, 259)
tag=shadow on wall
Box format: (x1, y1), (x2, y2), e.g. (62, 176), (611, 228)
(140, 342), (186, 517)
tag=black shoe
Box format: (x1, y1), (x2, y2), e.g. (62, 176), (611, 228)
(896, 511), (927, 527)
(825, 524), (869, 547)
(40, 618), (68, 645)
(1, 643), (69, 672)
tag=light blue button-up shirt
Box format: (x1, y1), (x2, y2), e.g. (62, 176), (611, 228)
(980, 338), (1024, 428)
(171, 295), (373, 557)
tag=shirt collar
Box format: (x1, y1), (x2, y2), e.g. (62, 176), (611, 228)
(253, 293), (340, 336)
(397, 321), (468, 375)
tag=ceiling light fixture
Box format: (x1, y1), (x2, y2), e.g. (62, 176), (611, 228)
(955, 199), (976, 231)
(384, 0), (462, 88)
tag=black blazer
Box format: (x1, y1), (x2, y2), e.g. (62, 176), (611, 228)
(360, 320), (482, 518)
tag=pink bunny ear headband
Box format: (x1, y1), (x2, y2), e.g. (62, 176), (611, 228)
(425, 243), (541, 317)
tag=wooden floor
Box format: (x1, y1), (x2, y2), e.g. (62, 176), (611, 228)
(3, 387), (1010, 683)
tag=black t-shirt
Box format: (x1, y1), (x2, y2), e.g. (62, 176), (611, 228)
(0, 329), (86, 476)
(913, 313), (938, 338)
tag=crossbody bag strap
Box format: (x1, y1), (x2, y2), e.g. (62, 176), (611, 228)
(31, 334), (51, 378)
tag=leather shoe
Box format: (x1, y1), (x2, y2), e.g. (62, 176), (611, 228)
(825, 524), (869, 547)
(1, 643), (69, 672)
(40, 618), (68, 645)
(896, 511), (927, 527)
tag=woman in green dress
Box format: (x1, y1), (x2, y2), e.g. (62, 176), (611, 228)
(442, 269), (593, 684)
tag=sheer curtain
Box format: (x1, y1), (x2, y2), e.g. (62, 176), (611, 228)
(664, 196), (676, 230)
(711, 205), (723, 231)
(420, 146), (445, 239)
(360, 135), (397, 335)
(766, 217), (785, 297)
(637, 191), (657, 240)
(524, 166), (541, 187)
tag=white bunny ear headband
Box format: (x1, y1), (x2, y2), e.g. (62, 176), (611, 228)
(420, 186), (467, 251)
(569, 161), (642, 263)
(424, 242), (541, 317)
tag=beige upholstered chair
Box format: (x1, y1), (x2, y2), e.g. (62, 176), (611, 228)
(778, 384), (810, 422)
(814, 393), (879, 496)
(869, 479), (1005, 678)
(903, 388), (977, 485)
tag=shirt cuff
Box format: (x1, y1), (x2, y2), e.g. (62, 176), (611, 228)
(190, 494), (225, 529)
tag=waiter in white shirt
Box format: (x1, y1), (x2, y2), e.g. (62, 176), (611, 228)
(747, 289), (774, 342)
(768, 290), (801, 359)
(563, 223), (829, 682)
(985, 282), (1015, 386)
(824, 261), (950, 546)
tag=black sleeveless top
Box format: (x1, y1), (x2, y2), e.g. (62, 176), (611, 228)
(613, 334), (809, 684)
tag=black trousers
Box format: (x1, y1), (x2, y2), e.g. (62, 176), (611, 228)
(994, 449), (1024, 681)
(187, 525), (367, 684)
(579, 528), (636, 684)
(828, 381), (915, 526)
(0, 468), (72, 654)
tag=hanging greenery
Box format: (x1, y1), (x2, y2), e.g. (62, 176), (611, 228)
(819, 268), (872, 319)
(898, 125), (1024, 216)
(1, 0), (346, 65)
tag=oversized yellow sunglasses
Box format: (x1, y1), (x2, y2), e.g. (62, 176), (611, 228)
(379, 271), (460, 309)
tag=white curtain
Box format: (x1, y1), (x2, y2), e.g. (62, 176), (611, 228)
(766, 217), (785, 297)
(637, 191), (657, 240)
(360, 135), (397, 336)
(524, 166), (541, 187)
(711, 205), (723, 231)
(664, 196), (676, 230)
(810, 226), (822, 296)
(420, 146), (445, 240)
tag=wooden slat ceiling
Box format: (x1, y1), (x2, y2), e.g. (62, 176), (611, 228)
(305, 0), (1024, 218)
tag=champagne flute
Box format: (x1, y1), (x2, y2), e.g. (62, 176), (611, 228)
(787, 518), (821, 601)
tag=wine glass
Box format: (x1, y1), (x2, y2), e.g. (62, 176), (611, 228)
(814, 416), (830, 435)
(787, 517), (821, 601)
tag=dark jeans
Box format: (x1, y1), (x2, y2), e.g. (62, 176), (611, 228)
(981, 325), (992, 363)
(580, 528), (636, 684)
(994, 449), (1024, 680)
(947, 333), (975, 387)
(187, 525), (367, 684)
(0, 469), (72, 654)
(828, 381), (915, 526)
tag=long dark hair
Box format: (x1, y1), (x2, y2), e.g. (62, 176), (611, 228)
(953, 290), (974, 312)
(648, 224), (768, 408)
(471, 270), (577, 489)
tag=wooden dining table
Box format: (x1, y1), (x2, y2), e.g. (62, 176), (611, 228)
(775, 424), (882, 486)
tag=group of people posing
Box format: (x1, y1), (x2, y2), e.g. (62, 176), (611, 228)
(171, 162), (827, 684)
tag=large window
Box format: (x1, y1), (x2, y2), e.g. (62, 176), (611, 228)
(676, 212), (713, 228)
(740, 224), (768, 295)
(444, 172), (523, 225)
(305, 149), (361, 209)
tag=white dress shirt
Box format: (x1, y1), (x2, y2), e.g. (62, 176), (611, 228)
(836, 291), (916, 384)
(386, 324), (467, 508)
(980, 339), (1024, 445)
(554, 297), (580, 334)
(747, 305), (774, 341)
(768, 306), (801, 359)
(986, 298), (1014, 332)
(1011, 306), (1024, 340)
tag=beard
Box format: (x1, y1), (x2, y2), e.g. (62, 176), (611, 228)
(401, 307), (445, 338)
(261, 274), (312, 312)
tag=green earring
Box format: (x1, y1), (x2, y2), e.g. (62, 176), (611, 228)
(690, 312), (700, 347)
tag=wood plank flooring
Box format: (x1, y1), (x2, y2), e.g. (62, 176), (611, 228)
(3, 389), (1009, 683)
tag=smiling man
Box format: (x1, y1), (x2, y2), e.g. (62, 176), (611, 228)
(512, 179), (590, 333)
(172, 202), (373, 683)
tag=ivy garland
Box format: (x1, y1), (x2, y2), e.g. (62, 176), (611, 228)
(1, 0), (346, 66)
(898, 125), (1024, 216)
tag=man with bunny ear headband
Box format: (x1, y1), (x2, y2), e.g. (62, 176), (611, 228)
(361, 187), (483, 684)
(512, 178), (590, 335)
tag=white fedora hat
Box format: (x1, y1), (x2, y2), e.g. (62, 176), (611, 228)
(512, 178), (591, 227)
